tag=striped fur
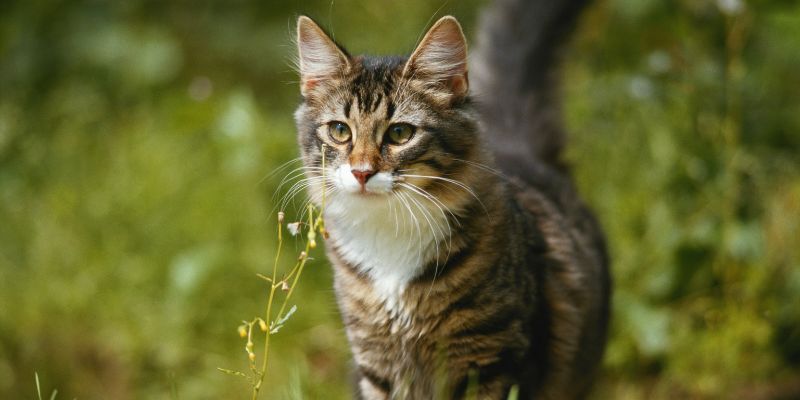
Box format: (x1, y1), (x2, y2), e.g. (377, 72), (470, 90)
(293, 3), (609, 398)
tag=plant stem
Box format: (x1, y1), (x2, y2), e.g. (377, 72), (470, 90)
(248, 146), (326, 399)
(251, 218), (284, 399)
(275, 205), (315, 320)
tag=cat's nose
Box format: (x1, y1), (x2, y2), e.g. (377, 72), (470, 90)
(351, 168), (376, 187)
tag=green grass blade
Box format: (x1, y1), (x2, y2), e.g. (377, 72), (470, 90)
(507, 385), (519, 400)
(35, 372), (43, 400)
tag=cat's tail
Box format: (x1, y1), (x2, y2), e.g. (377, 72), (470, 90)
(470, 0), (590, 170)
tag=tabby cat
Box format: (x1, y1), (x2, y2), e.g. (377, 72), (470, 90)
(293, 0), (610, 398)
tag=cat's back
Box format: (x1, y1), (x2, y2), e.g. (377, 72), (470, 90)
(506, 172), (611, 398)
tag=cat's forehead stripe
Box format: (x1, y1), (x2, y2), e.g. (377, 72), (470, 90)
(349, 56), (403, 115)
(343, 99), (352, 119)
(372, 93), (383, 113)
(385, 100), (395, 120)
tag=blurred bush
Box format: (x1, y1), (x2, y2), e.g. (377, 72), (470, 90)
(567, 0), (800, 397)
(0, 0), (798, 399)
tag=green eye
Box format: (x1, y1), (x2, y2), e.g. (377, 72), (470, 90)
(386, 123), (415, 145)
(328, 121), (352, 143)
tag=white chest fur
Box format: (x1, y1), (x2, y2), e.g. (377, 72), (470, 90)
(324, 190), (450, 314)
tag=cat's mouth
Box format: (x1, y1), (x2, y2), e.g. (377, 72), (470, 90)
(332, 164), (395, 196)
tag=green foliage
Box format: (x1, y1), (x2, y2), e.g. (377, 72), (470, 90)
(566, 0), (800, 397)
(0, 0), (798, 398)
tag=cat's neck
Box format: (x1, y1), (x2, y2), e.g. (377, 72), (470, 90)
(324, 192), (451, 313)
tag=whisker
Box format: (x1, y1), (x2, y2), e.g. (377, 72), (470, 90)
(259, 157), (303, 184)
(397, 183), (461, 312)
(298, 184), (337, 222)
(278, 176), (321, 208)
(401, 181), (460, 227)
(389, 192), (400, 238)
(447, 156), (508, 180)
(272, 166), (326, 200)
(400, 183), (456, 265)
(401, 187), (444, 265)
(275, 176), (328, 214)
(394, 191), (410, 241)
(401, 184), (454, 269)
(397, 191), (423, 262)
(281, 177), (326, 208)
(400, 174), (479, 199)
(400, 174), (487, 215)
(399, 183), (453, 231)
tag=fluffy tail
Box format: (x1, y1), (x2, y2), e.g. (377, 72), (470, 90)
(470, 0), (590, 170)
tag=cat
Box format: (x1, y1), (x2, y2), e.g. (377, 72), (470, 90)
(292, 0), (610, 398)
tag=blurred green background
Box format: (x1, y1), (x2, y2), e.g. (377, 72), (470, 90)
(1, 0), (799, 398)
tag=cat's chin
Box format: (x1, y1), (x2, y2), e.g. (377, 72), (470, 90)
(341, 189), (392, 199)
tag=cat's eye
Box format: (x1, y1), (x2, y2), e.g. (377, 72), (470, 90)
(385, 123), (416, 145)
(327, 121), (352, 143)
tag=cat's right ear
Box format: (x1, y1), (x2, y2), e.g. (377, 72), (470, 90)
(296, 16), (350, 96)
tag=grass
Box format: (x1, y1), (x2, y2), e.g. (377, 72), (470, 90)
(35, 372), (59, 400)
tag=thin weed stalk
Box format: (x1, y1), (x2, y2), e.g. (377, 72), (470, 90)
(220, 145), (328, 400)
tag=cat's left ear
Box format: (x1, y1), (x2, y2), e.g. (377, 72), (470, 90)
(404, 16), (469, 99)
(297, 16), (350, 96)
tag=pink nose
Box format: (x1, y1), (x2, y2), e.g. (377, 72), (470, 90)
(351, 169), (376, 187)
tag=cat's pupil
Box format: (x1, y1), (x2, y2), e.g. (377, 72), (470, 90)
(387, 123), (413, 144)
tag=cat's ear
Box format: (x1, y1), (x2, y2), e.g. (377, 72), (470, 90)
(296, 16), (350, 96)
(403, 16), (469, 98)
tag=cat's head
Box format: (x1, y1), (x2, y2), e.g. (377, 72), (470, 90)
(294, 15), (480, 209)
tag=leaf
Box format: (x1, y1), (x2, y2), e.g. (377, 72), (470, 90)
(270, 305), (298, 334)
(216, 368), (248, 379)
(277, 305), (297, 326)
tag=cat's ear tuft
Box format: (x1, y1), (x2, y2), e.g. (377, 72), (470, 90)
(296, 16), (350, 96)
(404, 16), (469, 98)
